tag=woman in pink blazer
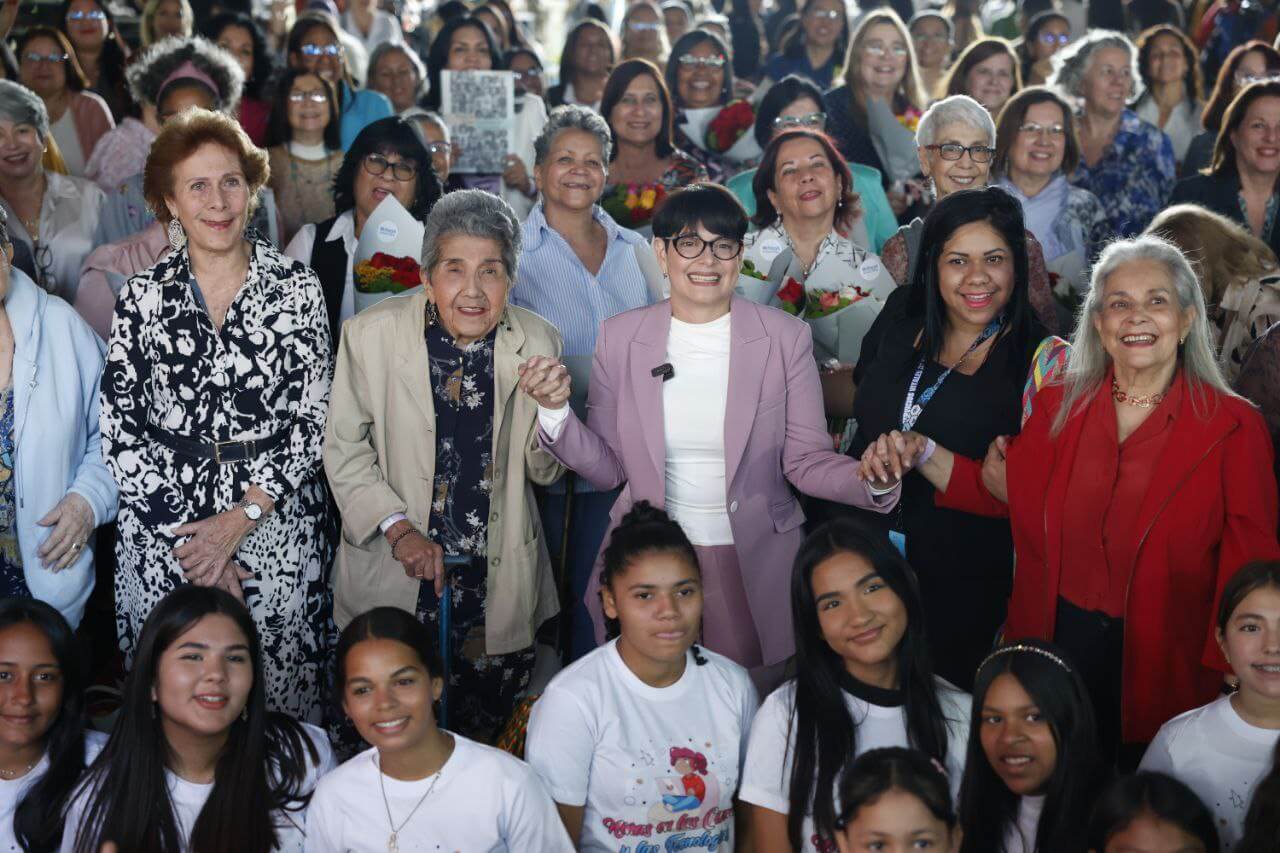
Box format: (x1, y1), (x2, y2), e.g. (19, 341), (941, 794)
(519, 184), (900, 684)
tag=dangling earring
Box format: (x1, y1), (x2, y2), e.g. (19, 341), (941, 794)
(425, 299), (439, 327)
(167, 218), (187, 250)
(240, 705), (248, 722)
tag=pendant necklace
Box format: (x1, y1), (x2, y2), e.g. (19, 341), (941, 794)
(378, 755), (442, 852)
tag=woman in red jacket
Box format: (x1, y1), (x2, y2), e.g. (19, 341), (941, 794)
(862, 234), (1280, 767)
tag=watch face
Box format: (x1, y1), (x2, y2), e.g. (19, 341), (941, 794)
(244, 503), (263, 520)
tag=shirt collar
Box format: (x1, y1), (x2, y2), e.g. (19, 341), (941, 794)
(523, 201), (623, 251)
(326, 209), (357, 249)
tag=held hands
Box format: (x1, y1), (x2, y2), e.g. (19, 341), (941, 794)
(386, 520), (447, 596)
(517, 356), (572, 410)
(859, 430), (929, 488)
(36, 493), (95, 571)
(982, 436), (1010, 504)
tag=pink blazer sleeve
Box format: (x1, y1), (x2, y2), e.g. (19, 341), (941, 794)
(779, 320), (898, 511)
(540, 325), (627, 491)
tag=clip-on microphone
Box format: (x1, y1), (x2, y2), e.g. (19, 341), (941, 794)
(651, 363), (675, 382)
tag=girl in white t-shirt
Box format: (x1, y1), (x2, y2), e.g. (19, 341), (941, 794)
(1086, 772), (1219, 853)
(741, 518), (970, 853)
(306, 606), (573, 852)
(957, 639), (1105, 853)
(62, 587), (334, 853)
(831, 747), (961, 853)
(525, 502), (759, 852)
(1139, 559), (1280, 851)
(0, 599), (107, 853)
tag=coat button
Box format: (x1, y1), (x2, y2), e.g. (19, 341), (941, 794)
(729, 500), (739, 512)
(490, 512), (499, 522)
(493, 557), (501, 566)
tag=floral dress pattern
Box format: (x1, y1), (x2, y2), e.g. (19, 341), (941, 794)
(0, 389), (27, 599)
(100, 239), (334, 722)
(1069, 109), (1175, 238)
(413, 316), (535, 743)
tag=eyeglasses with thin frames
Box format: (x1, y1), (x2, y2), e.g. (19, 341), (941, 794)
(23, 52), (68, 64)
(424, 141), (451, 155)
(806, 9), (842, 20)
(864, 43), (909, 59)
(300, 43), (342, 57)
(1037, 32), (1070, 46)
(1018, 122), (1065, 138)
(924, 142), (995, 163)
(288, 90), (329, 103)
(628, 21), (662, 31)
(773, 111), (827, 131)
(363, 153), (418, 181)
(65, 9), (106, 21)
(667, 234), (742, 260)
(677, 54), (726, 69)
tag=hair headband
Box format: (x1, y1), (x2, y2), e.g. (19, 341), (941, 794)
(977, 643), (1072, 676)
(157, 60), (221, 106)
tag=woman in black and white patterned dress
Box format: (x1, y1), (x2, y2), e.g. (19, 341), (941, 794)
(100, 108), (333, 722)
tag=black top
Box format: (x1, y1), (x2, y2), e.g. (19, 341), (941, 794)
(821, 86), (889, 187)
(1169, 170), (1280, 261)
(847, 286), (1044, 687)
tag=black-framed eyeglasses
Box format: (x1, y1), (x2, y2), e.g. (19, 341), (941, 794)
(23, 52), (68, 64)
(363, 153), (418, 181)
(773, 111), (827, 131)
(667, 234), (742, 260)
(924, 142), (995, 163)
(33, 241), (55, 293)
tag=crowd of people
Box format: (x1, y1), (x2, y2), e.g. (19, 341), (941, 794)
(0, 0), (1276, 850)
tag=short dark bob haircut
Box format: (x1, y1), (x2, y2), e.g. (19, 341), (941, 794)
(752, 128), (859, 233)
(1086, 772), (1219, 852)
(992, 86), (1081, 178)
(422, 16), (502, 111)
(753, 73), (824, 151)
(333, 116), (443, 220)
(267, 66), (341, 150)
(651, 182), (748, 242)
(599, 58), (676, 161)
(665, 30), (734, 110)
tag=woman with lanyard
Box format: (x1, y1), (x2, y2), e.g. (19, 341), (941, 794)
(841, 186), (1045, 692)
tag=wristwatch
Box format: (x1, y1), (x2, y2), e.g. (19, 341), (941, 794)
(237, 498), (264, 522)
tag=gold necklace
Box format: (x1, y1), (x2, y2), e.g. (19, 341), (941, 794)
(1111, 378), (1166, 409)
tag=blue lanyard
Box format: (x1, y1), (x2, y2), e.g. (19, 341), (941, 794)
(900, 317), (1004, 431)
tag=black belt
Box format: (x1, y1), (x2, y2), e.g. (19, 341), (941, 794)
(146, 424), (289, 464)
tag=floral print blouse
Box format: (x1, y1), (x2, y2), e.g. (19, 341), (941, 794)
(425, 316), (496, 558)
(1068, 109), (1175, 238)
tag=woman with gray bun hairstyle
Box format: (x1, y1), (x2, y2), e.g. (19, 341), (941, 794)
(324, 189), (567, 743)
(0, 80), (104, 304)
(1049, 30), (1174, 237)
(865, 233), (1280, 761)
(85, 34), (243, 191)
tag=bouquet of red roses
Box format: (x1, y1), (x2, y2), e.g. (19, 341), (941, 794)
(706, 100), (755, 154)
(354, 252), (421, 294)
(776, 277), (875, 318)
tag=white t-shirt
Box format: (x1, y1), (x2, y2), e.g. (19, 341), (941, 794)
(307, 733), (570, 852)
(1003, 795), (1044, 853)
(1140, 694), (1280, 850)
(663, 313), (733, 546)
(60, 722), (334, 853)
(525, 639), (759, 852)
(0, 729), (106, 853)
(740, 677), (970, 853)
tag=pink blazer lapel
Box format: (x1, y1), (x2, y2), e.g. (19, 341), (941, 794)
(628, 303), (672, 481)
(725, 298), (770, 489)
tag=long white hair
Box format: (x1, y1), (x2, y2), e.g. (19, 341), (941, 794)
(1053, 235), (1240, 435)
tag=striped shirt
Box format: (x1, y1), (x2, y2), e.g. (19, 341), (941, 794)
(512, 202), (655, 494)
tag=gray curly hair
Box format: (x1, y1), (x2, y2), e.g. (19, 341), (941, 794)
(0, 80), (50, 141)
(421, 189), (523, 280)
(533, 103), (612, 167)
(125, 35), (244, 112)
(1047, 30), (1140, 103)
(1053, 234), (1239, 435)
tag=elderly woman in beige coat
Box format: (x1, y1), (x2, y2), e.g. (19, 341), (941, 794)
(323, 189), (565, 743)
